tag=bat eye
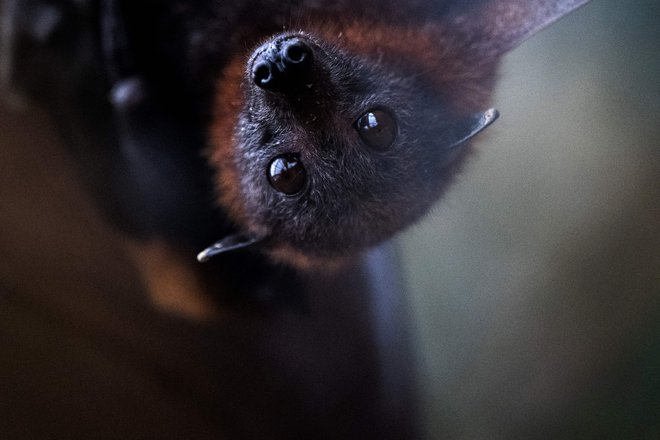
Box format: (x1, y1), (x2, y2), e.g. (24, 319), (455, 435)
(268, 154), (307, 194)
(355, 109), (397, 150)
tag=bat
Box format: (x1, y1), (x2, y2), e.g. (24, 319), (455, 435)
(1, 0), (592, 271)
(193, 0), (592, 268)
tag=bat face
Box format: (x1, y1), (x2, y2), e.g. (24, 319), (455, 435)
(200, 0), (593, 268)
(198, 0), (585, 267)
(207, 27), (499, 267)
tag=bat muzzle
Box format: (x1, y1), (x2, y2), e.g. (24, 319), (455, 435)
(250, 35), (315, 93)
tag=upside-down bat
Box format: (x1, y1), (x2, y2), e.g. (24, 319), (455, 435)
(195, 0), (592, 268)
(1, 0), (591, 271)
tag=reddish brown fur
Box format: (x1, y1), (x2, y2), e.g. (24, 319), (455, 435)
(313, 21), (498, 113)
(209, 56), (253, 234)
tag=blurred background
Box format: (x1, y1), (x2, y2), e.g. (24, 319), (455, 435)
(1, 0), (658, 439)
(398, 0), (660, 438)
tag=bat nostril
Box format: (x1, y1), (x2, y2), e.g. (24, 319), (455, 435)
(252, 61), (274, 88)
(282, 39), (312, 65)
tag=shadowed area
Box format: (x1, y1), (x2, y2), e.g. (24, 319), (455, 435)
(0, 107), (415, 439)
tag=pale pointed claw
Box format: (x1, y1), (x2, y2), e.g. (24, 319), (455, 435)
(197, 233), (264, 263)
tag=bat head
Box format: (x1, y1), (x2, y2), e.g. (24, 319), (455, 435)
(200, 1), (591, 268)
(206, 25), (497, 268)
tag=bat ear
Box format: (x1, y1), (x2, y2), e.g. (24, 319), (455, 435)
(450, 0), (592, 54)
(197, 233), (265, 263)
(445, 108), (499, 150)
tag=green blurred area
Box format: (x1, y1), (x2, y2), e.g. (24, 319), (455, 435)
(398, 1), (660, 438)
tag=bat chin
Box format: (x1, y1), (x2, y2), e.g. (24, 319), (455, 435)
(265, 244), (356, 272)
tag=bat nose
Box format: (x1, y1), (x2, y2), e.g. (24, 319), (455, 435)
(251, 37), (314, 92)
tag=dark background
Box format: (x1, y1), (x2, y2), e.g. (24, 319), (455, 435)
(1, 0), (659, 439)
